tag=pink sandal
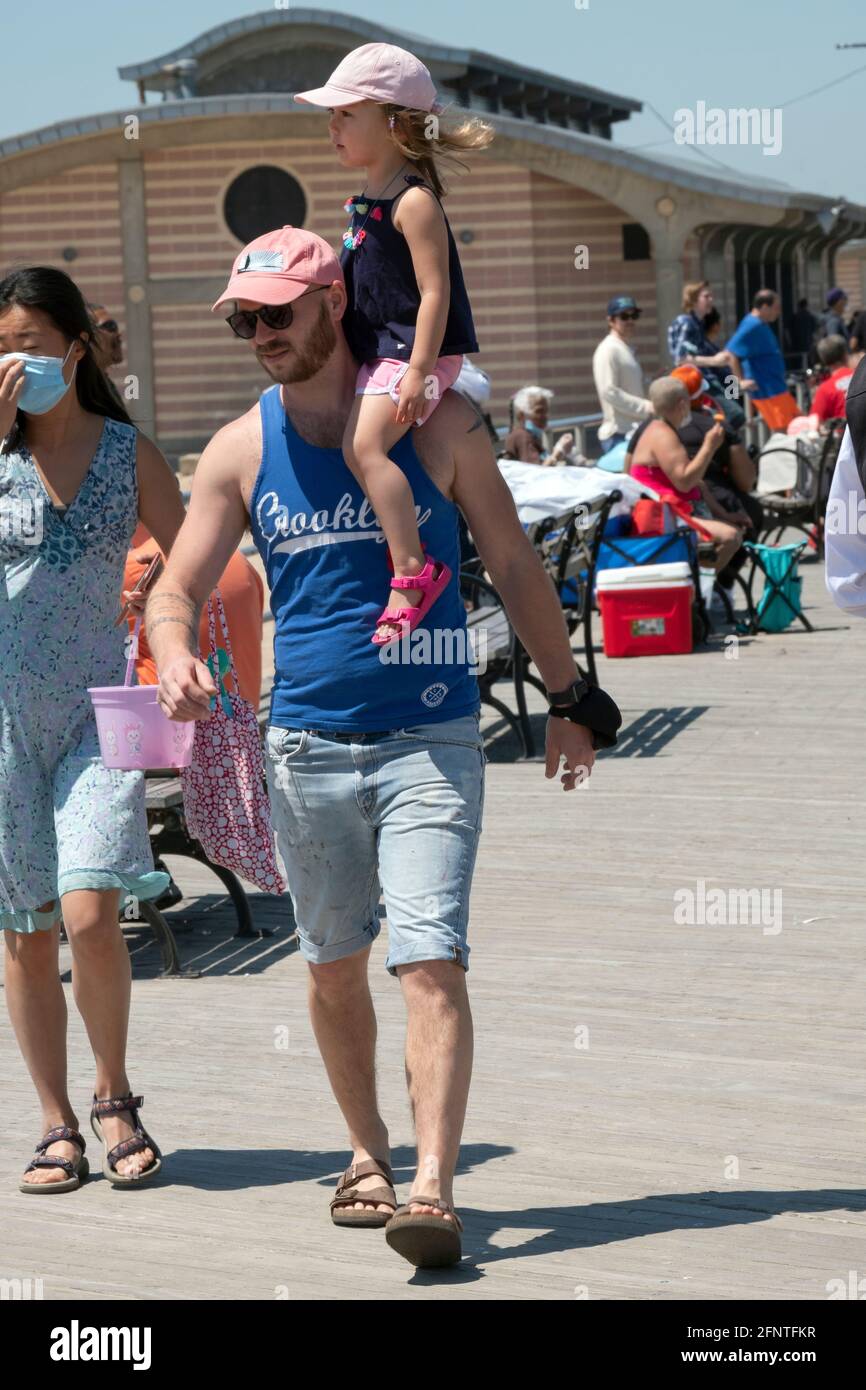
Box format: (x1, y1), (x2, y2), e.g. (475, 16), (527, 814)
(371, 555), (453, 647)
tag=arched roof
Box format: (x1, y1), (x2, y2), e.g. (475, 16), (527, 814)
(117, 7), (640, 134)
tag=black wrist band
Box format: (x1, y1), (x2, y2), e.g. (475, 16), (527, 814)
(546, 683), (623, 750)
(548, 702), (581, 715)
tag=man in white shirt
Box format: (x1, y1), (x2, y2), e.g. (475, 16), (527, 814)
(592, 295), (654, 454)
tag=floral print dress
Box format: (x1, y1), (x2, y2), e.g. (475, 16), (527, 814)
(0, 416), (169, 933)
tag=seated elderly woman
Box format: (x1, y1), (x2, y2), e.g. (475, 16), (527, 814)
(626, 376), (743, 575)
(501, 385), (576, 465)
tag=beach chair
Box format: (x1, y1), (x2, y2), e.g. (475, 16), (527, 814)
(737, 540), (812, 634)
(758, 419), (845, 559)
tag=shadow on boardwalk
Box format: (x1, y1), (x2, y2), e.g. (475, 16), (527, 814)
(87, 1125), (866, 1290)
(481, 705), (711, 762)
(60, 892), (299, 982)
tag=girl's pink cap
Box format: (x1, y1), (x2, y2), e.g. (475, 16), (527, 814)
(293, 42), (444, 114)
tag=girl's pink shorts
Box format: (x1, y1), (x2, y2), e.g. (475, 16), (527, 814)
(355, 354), (463, 426)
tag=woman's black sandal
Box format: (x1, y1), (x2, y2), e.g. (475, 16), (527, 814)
(90, 1092), (162, 1186)
(19, 1125), (89, 1194)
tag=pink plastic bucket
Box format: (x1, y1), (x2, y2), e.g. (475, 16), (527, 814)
(87, 616), (195, 770)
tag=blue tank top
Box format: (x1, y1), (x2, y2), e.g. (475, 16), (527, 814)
(249, 384), (481, 731)
(340, 173), (479, 364)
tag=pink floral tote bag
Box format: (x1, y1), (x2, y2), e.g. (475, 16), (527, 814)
(180, 590), (285, 895)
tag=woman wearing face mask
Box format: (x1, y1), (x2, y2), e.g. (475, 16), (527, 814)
(0, 266), (186, 1192)
(501, 385), (575, 465)
(626, 376), (743, 575)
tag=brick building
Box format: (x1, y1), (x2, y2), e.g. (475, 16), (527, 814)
(1, 8), (864, 454)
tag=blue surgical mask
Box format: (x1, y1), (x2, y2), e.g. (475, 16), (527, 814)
(0, 342), (77, 415)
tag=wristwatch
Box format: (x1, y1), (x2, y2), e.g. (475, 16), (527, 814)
(545, 677), (623, 748)
(546, 678), (590, 712)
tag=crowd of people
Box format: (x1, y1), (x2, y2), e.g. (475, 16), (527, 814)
(500, 276), (855, 588)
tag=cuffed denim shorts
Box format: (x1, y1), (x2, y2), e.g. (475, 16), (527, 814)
(264, 712), (485, 975)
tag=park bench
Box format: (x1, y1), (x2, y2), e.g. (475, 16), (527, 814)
(462, 489), (621, 757)
(461, 570), (532, 754)
(139, 683), (274, 975)
(526, 489), (622, 686)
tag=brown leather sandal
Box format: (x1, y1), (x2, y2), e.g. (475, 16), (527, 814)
(385, 1195), (464, 1268)
(330, 1157), (397, 1228)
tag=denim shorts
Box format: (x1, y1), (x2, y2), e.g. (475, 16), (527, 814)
(264, 712), (485, 975)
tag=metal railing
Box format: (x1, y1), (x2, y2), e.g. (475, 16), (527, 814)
(496, 412), (604, 459)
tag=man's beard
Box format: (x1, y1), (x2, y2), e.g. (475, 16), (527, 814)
(257, 303), (337, 384)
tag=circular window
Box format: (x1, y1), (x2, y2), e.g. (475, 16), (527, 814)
(223, 166), (307, 243)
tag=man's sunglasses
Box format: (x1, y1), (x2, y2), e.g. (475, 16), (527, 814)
(225, 285), (329, 340)
(616, 311), (641, 322)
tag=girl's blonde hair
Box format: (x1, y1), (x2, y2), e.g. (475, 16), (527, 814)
(383, 104), (494, 198)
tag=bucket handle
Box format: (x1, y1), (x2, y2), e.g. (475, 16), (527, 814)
(124, 614), (142, 688)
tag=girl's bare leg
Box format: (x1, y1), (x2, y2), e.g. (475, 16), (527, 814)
(343, 393), (428, 640)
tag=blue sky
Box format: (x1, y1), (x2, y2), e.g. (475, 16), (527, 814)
(4, 0), (865, 203)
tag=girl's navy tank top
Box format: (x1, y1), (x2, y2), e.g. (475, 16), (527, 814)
(340, 173), (479, 364)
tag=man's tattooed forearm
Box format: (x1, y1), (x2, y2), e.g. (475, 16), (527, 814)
(148, 590), (198, 613)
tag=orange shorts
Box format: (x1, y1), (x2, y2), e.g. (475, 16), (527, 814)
(752, 391), (800, 432)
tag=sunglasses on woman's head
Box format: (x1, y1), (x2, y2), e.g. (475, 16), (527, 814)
(225, 285), (329, 339)
(97, 319), (119, 334)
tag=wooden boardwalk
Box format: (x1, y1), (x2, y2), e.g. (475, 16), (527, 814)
(2, 553), (866, 1300)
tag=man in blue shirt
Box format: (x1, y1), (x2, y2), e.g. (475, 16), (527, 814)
(726, 289), (799, 431)
(144, 227), (622, 1271)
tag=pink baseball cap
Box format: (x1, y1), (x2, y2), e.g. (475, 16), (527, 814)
(293, 42), (444, 114)
(212, 227), (343, 312)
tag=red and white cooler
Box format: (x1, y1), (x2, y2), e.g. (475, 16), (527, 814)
(596, 561), (694, 657)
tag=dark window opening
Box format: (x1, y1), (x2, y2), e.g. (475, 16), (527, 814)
(224, 166), (306, 244)
(622, 223), (651, 261)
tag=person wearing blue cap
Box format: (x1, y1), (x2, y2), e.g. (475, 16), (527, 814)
(591, 295), (653, 454)
(819, 289), (849, 344)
